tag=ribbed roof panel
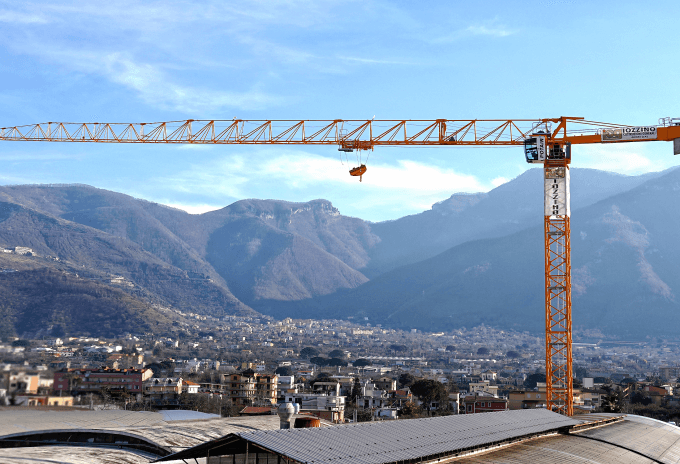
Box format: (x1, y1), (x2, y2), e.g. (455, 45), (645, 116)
(240, 409), (578, 464)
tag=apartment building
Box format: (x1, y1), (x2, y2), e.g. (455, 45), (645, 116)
(223, 370), (278, 407)
(53, 367), (152, 396)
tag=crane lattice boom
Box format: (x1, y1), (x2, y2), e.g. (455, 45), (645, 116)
(3, 117), (679, 148)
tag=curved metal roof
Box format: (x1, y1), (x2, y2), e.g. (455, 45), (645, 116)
(158, 409), (580, 463)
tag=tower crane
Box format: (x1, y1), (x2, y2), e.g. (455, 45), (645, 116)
(2, 116), (680, 415)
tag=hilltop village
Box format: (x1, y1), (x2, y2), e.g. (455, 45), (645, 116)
(3, 312), (680, 422)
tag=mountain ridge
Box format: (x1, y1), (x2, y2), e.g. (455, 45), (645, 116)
(0, 167), (677, 338)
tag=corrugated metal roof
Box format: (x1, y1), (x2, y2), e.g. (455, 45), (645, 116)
(453, 434), (656, 464)
(0, 408), (283, 452)
(238, 409), (578, 464)
(0, 445), (154, 464)
(575, 415), (680, 464)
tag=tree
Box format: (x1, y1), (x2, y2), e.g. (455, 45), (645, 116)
(329, 349), (345, 358)
(350, 377), (362, 404)
(300, 347), (320, 358)
(353, 358), (372, 367)
(399, 401), (423, 418)
(523, 373), (546, 389)
(275, 366), (293, 376)
(398, 373), (416, 388)
(51, 324), (66, 338)
(506, 350), (520, 359)
(445, 345), (456, 352)
(315, 372), (333, 381)
(11, 339), (31, 347)
(477, 347), (489, 355)
(410, 379), (448, 415)
(327, 357), (347, 367)
(601, 386), (625, 413)
(630, 391), (652, 406)
(390, 344), (407, 352)
(310, 356), (328, 366)
(573, 366), (588, 379)
(345, 405), (373, 422)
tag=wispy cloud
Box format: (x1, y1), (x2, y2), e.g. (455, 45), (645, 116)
(491, 176), (509, 187)
(0, 1), (414, 112)
(465, 24), (515, 37)
(104, 56), (286, 113)
(0, 9), (49, 24)
(0, 150), (84, 161)
(431, 18), (517, 43)
(161, 202), (223, 215)
(11, 45), (286, 113)
(576, 145), (663, 175)
(337, 56), (414, 66)
(147, 150), (494, 220)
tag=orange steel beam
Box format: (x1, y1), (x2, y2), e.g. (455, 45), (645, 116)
(3, 117), (679, 148)
(544, 207), (572, 415)
(0, 119), (561, 146)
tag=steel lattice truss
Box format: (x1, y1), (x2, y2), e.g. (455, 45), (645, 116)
(544, 214), (573, 416)
(0, 118), (636, 147)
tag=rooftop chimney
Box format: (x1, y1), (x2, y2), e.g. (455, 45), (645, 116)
(278, 403), (295, 429)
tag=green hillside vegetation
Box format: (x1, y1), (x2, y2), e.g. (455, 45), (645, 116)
(0, 269), (176, 339)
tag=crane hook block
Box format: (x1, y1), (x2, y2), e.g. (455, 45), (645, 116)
(349, 164), (367, 182)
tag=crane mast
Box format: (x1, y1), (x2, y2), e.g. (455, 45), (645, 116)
(2, 116), (680, 416)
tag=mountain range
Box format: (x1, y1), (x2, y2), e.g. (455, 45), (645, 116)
(1, 166), (679, 339)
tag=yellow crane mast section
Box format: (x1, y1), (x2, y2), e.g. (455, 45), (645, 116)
(2, 117), (680, 147)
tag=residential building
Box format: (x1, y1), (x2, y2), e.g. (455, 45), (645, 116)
(277, 375), (297, 401)
(461, 393), (509, 414)
(283, 393), (345, 423)
(222, 370), (277, 407)
(7, 372), (41, 394)
(659, 366), (680, 381)
(312, 381), (340, 396)
(53, 367), (152, 396)
(15, 394), (73, 407)
(144, 377), (183, 402)
(468, 380), (499, 397)
(508, 385), (585, 411)
(508, 390), (546, 410)
(182, 380), (200, 394)
(373, 377), (397, 391)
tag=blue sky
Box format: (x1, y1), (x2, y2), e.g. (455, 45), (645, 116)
(0, 1), (679, 221)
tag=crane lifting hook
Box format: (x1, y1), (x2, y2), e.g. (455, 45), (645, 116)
(349, 164), (367, 182)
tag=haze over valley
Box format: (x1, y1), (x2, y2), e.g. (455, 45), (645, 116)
(0, 166), (678, 339)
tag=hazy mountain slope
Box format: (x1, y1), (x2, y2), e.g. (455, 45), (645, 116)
(0, 268), (177, 339)
(0, 185), (218, 278)
(365, 167), (672, 276)
(205, 215), (368, 303)
(257, 167), (680, 338)
(198, 199), (379, 269)
(0, 200), (252, 317)
(0, 186), (376, 307)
